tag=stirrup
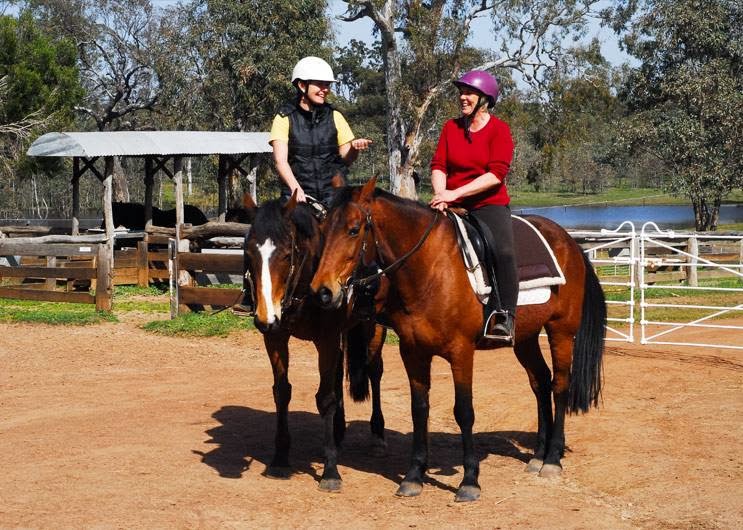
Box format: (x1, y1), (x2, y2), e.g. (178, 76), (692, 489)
(483, 310), (514, 343)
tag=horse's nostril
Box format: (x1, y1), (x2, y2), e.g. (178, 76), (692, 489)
(318, 286), (333, 307)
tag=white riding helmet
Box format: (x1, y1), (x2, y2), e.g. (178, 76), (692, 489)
(291, 56), (336, 84)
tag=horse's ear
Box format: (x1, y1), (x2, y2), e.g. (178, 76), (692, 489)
(331, 172), (345, 188)
(283, 189), (298, 216)
(359, 176), (377, 204)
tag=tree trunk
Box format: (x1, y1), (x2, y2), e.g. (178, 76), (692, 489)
(691, 195), (721, 231)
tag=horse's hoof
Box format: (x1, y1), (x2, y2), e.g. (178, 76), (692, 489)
(454, 485), (481, 502)
(395, 481), (423, 497)
(525, 458), (544, 474)
(538, 463), (562, 478)
(319, 478), (342, 492)
(264, 466), (292, 480)
(370, 437), (387, 457)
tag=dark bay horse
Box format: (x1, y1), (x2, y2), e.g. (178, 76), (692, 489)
(242, 192), (387, 491)
(310, 178), (606, 502)
(109, 202), (208, 230)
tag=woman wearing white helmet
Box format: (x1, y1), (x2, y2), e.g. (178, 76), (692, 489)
(269, 56), (372, 206)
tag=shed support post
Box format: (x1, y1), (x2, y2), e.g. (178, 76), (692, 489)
(101, 157), (115, 309)
(144, 156), (154, 236)
(174, 156), (184, 230)
(102, 157), (115, 240)
(247, 155), (258, 204)
(217, 155), (227, 222)
(71, 157), (80, 236)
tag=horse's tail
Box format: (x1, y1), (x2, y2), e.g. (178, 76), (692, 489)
(568, 251), (607, 414)
(345, 322), (371, 402)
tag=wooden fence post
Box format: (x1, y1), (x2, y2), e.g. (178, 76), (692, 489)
(687, 236), (698, 287)
(137, 240), (148, 287)
(95, 242), (113, 311)
(169, 238), (178, 319)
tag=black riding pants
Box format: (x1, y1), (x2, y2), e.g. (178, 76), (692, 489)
(470, 204), (518, 315)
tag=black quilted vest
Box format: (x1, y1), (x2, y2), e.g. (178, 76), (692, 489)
(279, 101), (348, 205)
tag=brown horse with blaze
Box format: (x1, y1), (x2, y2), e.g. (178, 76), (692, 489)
(310, 177), (606, 502)
(242, 190), (386, 492)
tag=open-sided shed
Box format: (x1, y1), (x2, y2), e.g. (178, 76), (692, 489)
(27, 130), (271, 236)
(10, 131), (271, 310)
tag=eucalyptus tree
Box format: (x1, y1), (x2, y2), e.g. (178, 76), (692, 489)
(0, 12), (82, 215)
(22, 0), (165, 201)
(611, 0), (742, 230)
(338, 0), (604, 199)
(162, 0), (333, 133)
(157, 0), (334, 201)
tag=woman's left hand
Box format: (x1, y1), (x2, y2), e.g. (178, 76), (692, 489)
(430, 189), (458, 210)
(351, 138), (373, 151)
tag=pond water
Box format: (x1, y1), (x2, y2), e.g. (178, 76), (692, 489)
(512, 203), (743, 230)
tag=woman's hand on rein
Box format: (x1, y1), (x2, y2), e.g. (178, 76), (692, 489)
(430, 189), (458, 211)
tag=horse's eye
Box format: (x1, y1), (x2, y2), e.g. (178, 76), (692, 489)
(348, 226), (360, 237)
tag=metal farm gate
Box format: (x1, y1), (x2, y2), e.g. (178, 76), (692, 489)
(638, 223), (743, 350)
(570, 222), (637, 343)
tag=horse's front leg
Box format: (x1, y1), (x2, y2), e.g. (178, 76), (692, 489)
(396, 351), (432, 498)
(451, 347), (480, 502)
(263, 331), (292, 478)
(314, 334), (344, 492)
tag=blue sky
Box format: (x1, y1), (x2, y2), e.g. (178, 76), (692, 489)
(4, 0), (633, 68)
(326, 0), (633, 68)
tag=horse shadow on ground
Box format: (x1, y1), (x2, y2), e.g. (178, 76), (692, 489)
(194, 405), (539, 494)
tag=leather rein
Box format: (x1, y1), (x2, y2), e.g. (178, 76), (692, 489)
(342, 202), (440, 294)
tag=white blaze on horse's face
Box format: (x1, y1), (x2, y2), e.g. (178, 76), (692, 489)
(258, 238), (280, 323)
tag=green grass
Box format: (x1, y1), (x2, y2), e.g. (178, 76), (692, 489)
(509, 188), (691, 208)
(142, 310), (254, 337)
(0, 298), (118, 325)
(110, 285), (171, 312)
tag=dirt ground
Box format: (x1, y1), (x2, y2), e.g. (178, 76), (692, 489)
(1, 314), (741, 529)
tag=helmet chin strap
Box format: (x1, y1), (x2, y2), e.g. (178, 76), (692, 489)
(463, 95), (487, 142)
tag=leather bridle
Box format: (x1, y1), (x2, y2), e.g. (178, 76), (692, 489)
(336, 201), (440, 303)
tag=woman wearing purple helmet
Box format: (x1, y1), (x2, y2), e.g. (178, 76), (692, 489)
(429, 70), (517, 343)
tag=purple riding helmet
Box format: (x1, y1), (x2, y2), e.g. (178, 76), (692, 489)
(454, 70), (500, 107)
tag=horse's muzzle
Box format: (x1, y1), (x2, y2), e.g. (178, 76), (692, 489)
(254, 316), (281, 334)
(314, 285), (340, 310)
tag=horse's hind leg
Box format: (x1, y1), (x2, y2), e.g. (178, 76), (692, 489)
(368, 324), (386, 455)
(540, 328), (575, 477)
(513, 334), (554, 474)
(314, 334), (344, 492)
(263, 332), (292, 478)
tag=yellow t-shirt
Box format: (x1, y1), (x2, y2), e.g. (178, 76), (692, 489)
(269, 110), (355, 146)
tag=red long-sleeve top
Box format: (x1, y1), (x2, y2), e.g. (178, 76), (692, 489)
(430, 115), (514, 209)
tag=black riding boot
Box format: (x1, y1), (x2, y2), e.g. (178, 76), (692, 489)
(483, 310), (515, 343)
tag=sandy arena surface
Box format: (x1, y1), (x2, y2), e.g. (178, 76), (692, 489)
(1, 314), (741, 529)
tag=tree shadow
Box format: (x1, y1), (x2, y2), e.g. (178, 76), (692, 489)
(194, 405), (536, 494)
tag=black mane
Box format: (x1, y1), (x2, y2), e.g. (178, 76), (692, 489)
(251, 199), (316, 243)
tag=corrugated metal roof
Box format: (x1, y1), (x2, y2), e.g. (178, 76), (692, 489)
(27, 131), (272, 157)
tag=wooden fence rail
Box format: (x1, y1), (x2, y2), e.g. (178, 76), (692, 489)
(0, 238), (113, 310)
